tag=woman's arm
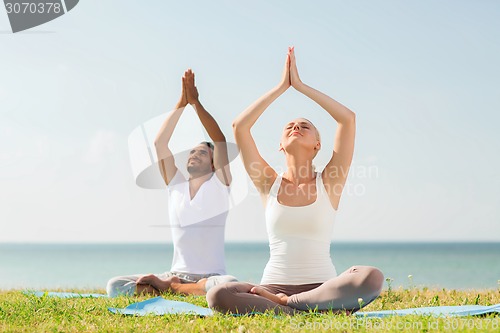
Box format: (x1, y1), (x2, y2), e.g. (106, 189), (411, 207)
(290, 48), (356, 210)
(184, 69), (232, 185)
(232, 51), (291, 195)
(153, 73), (188, 185)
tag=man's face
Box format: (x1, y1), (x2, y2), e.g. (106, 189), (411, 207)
(186, 144), (214, 175)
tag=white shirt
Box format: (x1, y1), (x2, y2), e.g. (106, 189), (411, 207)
(167, 171), (230, 275)
(261, 172), (337, 285)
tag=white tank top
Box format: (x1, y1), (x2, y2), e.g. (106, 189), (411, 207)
(167, 171), (229, 275)
(261, 171), (337, 285)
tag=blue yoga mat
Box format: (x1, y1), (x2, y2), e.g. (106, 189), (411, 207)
(108, 296), (214, 316)
(24, 291), (107, 298)
(356, 303), (500, 318)
(109, 296), (500, 318)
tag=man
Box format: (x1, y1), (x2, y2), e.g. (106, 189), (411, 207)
(107, 69), (236, 296)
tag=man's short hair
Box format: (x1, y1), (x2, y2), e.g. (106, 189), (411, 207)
(202, 141), (214, 151)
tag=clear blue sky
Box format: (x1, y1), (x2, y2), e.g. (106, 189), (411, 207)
(1, 0), (499, 242)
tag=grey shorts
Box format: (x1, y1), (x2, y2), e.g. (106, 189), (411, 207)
(106, 271), (238, 297)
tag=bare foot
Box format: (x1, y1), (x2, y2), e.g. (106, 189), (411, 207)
(158, 275), (181, 292)
(250, 286), (288, 306)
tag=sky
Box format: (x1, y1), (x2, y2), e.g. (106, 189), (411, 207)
(0, 0), (499, 243)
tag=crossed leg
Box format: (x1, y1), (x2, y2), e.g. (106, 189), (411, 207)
(207, 266), (384, 315)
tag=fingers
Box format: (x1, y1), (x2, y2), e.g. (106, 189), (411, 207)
(286, 48), (292, 85)
(181, 76), (187, 93)
(288, 46), (303, 89)
(185, 69), (197, 94)
(279, 49), (291, 90)
(284, 49), (291, 69)
(183, 68), (200, 104)
(250, 286), (283, 304)
(184, 68), (195, 87)
(289, 46), (296, 67)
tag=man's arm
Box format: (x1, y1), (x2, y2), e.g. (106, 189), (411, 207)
(185, 69), (232, 185)
(154, 72), (189, 185)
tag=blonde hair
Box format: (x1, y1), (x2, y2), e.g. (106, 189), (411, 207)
(303, 118), (321, 158)
(303, 118), (321, 143)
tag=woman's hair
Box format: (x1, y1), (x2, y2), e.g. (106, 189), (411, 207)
(302, 118), (321, 143)
(302, 118), (321, 159)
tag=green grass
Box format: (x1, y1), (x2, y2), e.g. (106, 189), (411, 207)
(0, 287), (499, 332)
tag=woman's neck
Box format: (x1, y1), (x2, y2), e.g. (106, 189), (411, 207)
(284, 155), (315, 185)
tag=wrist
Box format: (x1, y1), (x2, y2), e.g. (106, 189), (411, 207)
(190, 99), (202, 108)
(175, 100), (187, 109)
(293, 81), (306, 92)
(275, 84), (289, 95)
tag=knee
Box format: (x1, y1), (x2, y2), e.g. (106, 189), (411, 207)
(205, 275), (238, 292)
(206, 281), (246, 313)
(106, 277), (123, 297)
(221, 275), (239, 283)
(106, 277), (119, 297)
(106, 276), (135, 298)
(359, 266), (384, 295)
(206, 283), (230, 310)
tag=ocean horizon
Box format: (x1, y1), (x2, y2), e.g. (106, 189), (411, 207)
(1, 242), (499, 291)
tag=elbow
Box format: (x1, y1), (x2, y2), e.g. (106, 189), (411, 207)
(345, 110), (356, 125)
(232, 117), (252, 136)
(232, 119), (239, 130)
(232, 119), (241, 133)
(154, 136), (165, 148)
(214, 134), (226, 143)
(232, 117), (250, 131)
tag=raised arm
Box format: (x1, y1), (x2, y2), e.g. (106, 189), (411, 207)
(232, 51), (291, 195)
(290, 47), (356, 209)
(153, 72), (188, 185)
(184, 69), (232, 186)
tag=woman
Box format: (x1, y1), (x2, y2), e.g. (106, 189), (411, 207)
(206, 48), (384, 314)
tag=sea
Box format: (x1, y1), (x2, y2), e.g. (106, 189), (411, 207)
(0, 242), (499, 291)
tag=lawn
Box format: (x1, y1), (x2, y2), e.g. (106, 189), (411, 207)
(0, 287), (499, 332)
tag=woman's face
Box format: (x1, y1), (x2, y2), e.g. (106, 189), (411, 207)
(280, 118), (320, 155)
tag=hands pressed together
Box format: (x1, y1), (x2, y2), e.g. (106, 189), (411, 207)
(178, 46), (300, 108)
(177, 68), (200, 108)
(279, 46), (304, 92)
